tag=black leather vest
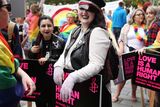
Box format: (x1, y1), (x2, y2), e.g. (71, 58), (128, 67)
(65, 26), (93, 70)
(65, 26), (110, 84)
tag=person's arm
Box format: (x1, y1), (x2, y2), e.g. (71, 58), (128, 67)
(14, 58), (35, 95)
(54, 30), (72, 68)
(117, 24), (130, 56)
(16, 67), (36, 96)
(21, 35), (28, 48)
(118, 40), (124, 56)
(28, 41), (40, 59)
(53, 30), (73, 85)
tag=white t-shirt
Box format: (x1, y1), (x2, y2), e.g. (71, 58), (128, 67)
(125, 25), (145, 53)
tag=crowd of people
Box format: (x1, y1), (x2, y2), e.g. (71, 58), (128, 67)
(110, 1), (160, 107)
(0, 0), (35, 107)
(1, 0), (160, 107)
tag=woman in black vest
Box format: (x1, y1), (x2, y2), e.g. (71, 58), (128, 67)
(53, 0), (114, 107)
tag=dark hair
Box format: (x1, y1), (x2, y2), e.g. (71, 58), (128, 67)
(91, 9), (106, 29)
(126, 8), (130, 15)
(0, 0), (2, 8)
(35, 15), (54, 45)
(53, 26), (60, 35)
(38, 15), (53, 27)
(119, 2), (124, 7)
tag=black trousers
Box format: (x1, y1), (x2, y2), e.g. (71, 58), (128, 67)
(102, 82), (112, 107)
(112, 27), (122, 42)
(35, 75), (55, 107)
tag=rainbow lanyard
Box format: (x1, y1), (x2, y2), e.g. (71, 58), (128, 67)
(133, 23), (147, 43)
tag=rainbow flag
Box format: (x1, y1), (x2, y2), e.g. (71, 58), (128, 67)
(28, 15), (39, 42)
(0, 33), (15, 74)
(59, 23), (77, 42)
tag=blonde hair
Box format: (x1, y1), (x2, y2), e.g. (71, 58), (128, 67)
(146, 6), (158, 26)
(66, 11), (76, 18)
(146, 6), (157, 16)
(30, 4), (40, 14)
(128, 8), (146, 25)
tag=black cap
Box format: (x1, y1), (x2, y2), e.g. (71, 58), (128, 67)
(79, 0), (106, 10)
(90, 0), (105, 8)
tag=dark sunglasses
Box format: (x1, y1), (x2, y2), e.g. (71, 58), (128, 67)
(126, 44), (136, 51)
(0, 4), (11, 12)
(79, 4), (97, 13)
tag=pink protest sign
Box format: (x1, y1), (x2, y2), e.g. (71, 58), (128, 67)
(20, 59), (55, 101)
(132, 53), (160, 91)
(20, 59), (103, 107)
(55, 70), (102, 107)
(122, 52), (138, 80)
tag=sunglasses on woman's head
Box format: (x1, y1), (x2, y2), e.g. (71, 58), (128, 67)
(0, 4), (11, 12)
(79, 4), (97, 13)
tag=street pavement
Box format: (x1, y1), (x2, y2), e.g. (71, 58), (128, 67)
(111, 80), (149, 107)
(20, 80), (150, 107)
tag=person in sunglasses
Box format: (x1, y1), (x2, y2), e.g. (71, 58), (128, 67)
(0, 0), (36, 107)
(53, 0), (113, 106)
(1, 2), (23, 61)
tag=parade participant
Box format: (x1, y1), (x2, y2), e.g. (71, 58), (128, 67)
(112, 8), (147, 102)
(59, 11), (77, 43)
(138, 6), (160, 107)
(145, 6), (160, 46)
(1, 19), (23, 60)
(28, 15), (65, 107)
(53, 0), (114, 106)
(0, 0), (36, 107)
(72, 9), (80, 25)
(112, 1), (127, 41)
(23, 3), (41, 58)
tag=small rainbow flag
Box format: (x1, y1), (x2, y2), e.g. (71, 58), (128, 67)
(59, 23), (77, 42)
(28, 15), (39, 42)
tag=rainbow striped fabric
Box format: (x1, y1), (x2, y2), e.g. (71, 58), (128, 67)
(59, 23), (77, 42)
(0, 33), (15, 74)
(28, 15), (40, 42)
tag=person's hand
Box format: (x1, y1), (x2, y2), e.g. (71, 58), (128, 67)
(22, 74), (36, 96)
(53, 66), (64, 85)
(60, 73), (77, 101)
(138, 47), (146, 55)
(17, 67), (36, 96)
(31, 45), (40, 53)
(38, 57), (47, 65)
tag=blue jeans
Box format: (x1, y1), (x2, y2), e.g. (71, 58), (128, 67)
(0, 80), (24, 107)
